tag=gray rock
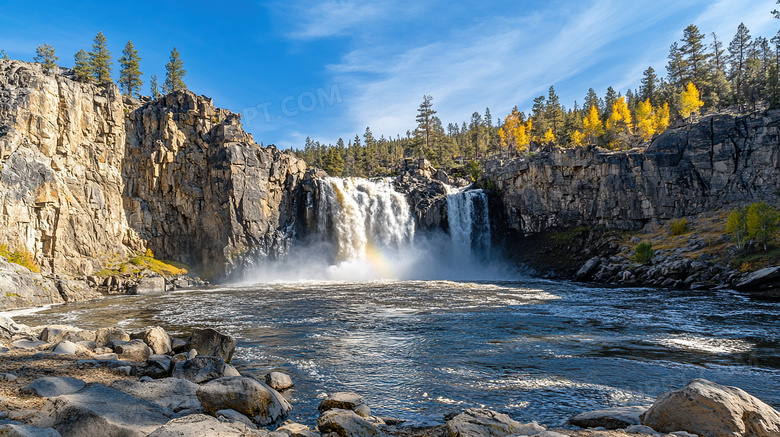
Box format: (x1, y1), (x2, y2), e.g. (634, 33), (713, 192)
(576, 257), (602, 280)
(0, 423), (62, 437)
(172, 355), (232, 384)
(217, 409), (257, 428)
(640, 378), (780, 437)
(196, 376), (292, 426)
(34, 383), (177, 436)
(146, 354), (173, 379)
(110, 378), (203, 414)
(275, 421), (319, 437)
(51, 341), (81, 355)
(568, 406), (647, 429)
(142, 327), (172, 355)
(12, 339), (46, 349)
(319, 392), (367, 416)
(317, 409), (382, 437)
(445, 408), (544, 437)
(39, 326), (89, 343)
(187, 328), (237, 362)
(735, 266), (780, 297)
(94, 327), (130, 347)
(113, 339), (152, 361)
(147, 414), (250, 437)
(265, 372), (293, 391)
(23, 377), (86, 397)
(0, 373), (18, 381)
(625, 424), (658, 434)
(132, 276), (166, 295)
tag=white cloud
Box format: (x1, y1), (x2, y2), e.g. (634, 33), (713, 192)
(283, 0), (426, 39)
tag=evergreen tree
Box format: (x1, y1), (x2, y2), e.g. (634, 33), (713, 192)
(710, 32), (731, 107)
(33, 44), (58, 73)
(118, 41), (143, 97)
(640, 67), (658, 105)
(321, 147), (345, 176)
(710, 32), (727, 75)
(729, 23), (752, 109)
(469, 111), (484, 159)
(584, 88), (600, 112)
(545, 86), (564, 141)
(89, 31), (112, 84)
(680, 24), (711, 91)
(414, 95), (436, 157)
(666, 42), (688, 88)
(163, 47), (187, 94)
(149, 75), (161, 99)
(603, 86), (618, 119)
(73, 49), (92, 82)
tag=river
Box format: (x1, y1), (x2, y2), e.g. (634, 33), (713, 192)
(14, 279), (780, 427)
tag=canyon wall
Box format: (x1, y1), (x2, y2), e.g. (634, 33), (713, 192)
(0, 60), (307, 284)
(485, 111), (780, 236)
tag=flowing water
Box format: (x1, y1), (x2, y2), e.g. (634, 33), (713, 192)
(11, 177), (780, 427)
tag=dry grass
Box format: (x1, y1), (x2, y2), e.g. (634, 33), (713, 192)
(95, 254), (189, 278)
(0, 244), (40, 273)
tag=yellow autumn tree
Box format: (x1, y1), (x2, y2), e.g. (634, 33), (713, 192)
(570, 130), (585, 147)
(654, 102), (670, 132)
(635, 99), (655, 142)
(582, 105), (603, 145)
(542, 128), (555, 144)
(498, 109), (530, 154)
(680, 82), (704, 120)
(606, 96), (632, 149)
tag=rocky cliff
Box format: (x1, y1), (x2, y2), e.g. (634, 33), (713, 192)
(485, 111), (780, 235)
(0, 60), (307, 298)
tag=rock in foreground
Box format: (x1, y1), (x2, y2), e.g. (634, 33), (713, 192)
(196, 376), (292, 426)
(640, 378), (780, 437)
(317, 409), (383, 437)
(567, 406), (647, 430)
(445, 408), (545, 437)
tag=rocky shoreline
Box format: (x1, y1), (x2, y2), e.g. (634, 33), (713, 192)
(1, 316), (778, 437)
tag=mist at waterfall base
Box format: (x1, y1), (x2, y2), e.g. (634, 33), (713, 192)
(244, 177), (515, 283)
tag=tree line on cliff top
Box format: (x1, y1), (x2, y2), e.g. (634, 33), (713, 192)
(297, 17), (780, 178)
(4, 32), (186, 99)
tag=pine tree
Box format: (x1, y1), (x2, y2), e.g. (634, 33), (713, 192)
(118, 41), (143, 97)
(584, 88), (600, 112)
(414, 95), (436, 158)
(603, 87), (618, 119)
(545, 86), (564, 141)
(469, 111), (484, 159)
(33, 44), (58, 74)
(729, 23), (752, 109)
(73, 49), (92, 82)
(666, 42), (688, 88)
(680, 24), (711, 91)
(89, 31), (112, 84)
(163, 47), (187, 94)
(149, 75), (161, 99)
(680, 82), (704, 120)
(640, 67), (658, 105)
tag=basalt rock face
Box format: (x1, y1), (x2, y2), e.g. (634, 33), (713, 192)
(486, 111), (780, 236)
(0, 60), (142, 276)
(0, 60), (308, 291)
(123, 91), (308, 279)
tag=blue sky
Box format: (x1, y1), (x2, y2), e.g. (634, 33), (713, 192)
(0, 0), (777, 148)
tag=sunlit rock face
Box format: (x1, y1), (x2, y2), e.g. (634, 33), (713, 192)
(486, 112), (780, 235)
(0, 60), (307, 280)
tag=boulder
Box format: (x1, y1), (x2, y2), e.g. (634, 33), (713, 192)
(276, 421), (319, 437)
(51, 341), (84, 355)
(23, 377), (86, 398)
(114, 339), (152, 361)
(131, 276), (166, 295)
(576, 257), (602, 280)
(735, 266), (780, 297)
(265, 372), (294, 391)
(147, 414), (250, 437)
(640, 379), (780, 437)
(172, 356), (233, 384)
(217, 409), (257, 428)
(319, 392), (368, 417)
(145, 354), (173, 379)
(110, 378), (203, 414)
(187, 328), (237, 362)
(0, 423), (62, 437)
(12, 339), (46, 349)
(35, 383), (177, 436)
(39, 326), (92, 343)
(316, 409), (382, 437)
(94, 327), (130, 347)
(445, 408), (544, 437)
(196, 376), (292, 426)
(143, 326), (172, 355)
(567, 406), (647, 429)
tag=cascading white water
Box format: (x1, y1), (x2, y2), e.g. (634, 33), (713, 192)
(318, 177), (415, 262)
(446, 186), (491, 255)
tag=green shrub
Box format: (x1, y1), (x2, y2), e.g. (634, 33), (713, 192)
(669, 218), (688, 236)
(634, 242), (654, 265)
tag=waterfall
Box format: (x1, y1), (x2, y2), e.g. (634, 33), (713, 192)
(446, 187), (491, 255)
(318, 177), (415, 262)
